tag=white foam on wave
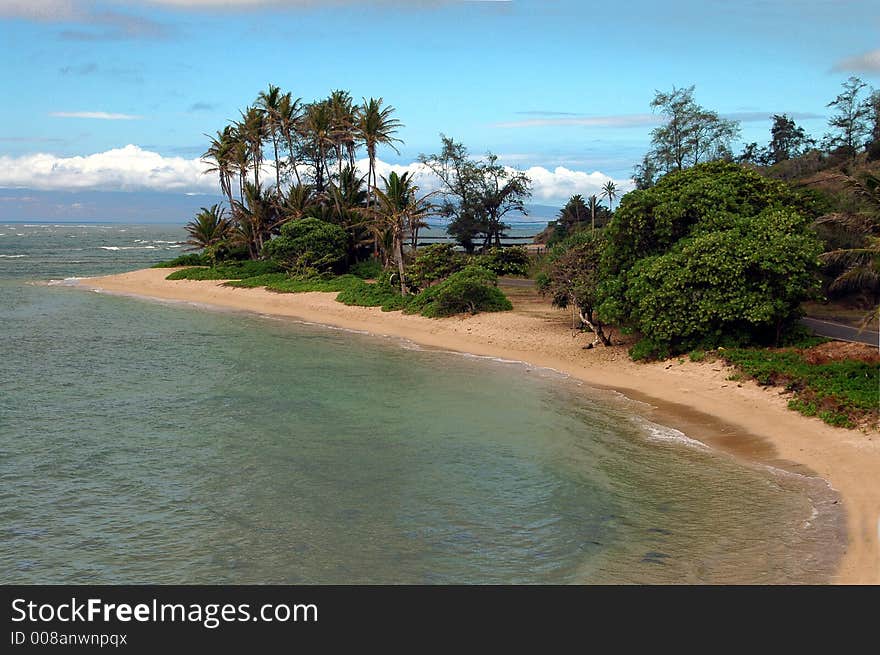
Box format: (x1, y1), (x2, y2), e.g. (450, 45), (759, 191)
(0, 254), (26, 258)
(99, 246), (157, 251)
(47, 277), (89, 286)
(633, 417), (709, 450)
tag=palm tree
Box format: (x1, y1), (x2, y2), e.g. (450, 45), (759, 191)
(231, 182), (280, 259)
(587, 194), (601, 232)
(355, 97), (403, 206)
(201, 126), (236, 208)
(370, 171), (433, 294)
(558, 194), (587, 228)
(277, 91), (304, 186)
(257, 84), (284, 190)
(238, 106), (267, 189)
(816, 173), (880, 330)
(601, 180), (617, 213)
(302, 101), (335, 193)
(328, 90), (357, 181)
(280, 183), (315, 221)
(230, 135), (250, 202)
(185, 204), (232, 250)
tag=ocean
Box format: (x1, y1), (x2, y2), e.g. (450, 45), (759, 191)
(0, 223), (845, 583)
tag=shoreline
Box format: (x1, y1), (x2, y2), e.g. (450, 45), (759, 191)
(75, 268), (880, 584)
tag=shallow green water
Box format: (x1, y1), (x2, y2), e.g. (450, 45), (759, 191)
(0, 224), (844, 583)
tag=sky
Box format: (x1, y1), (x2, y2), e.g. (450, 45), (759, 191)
(0, 0), (879, 222)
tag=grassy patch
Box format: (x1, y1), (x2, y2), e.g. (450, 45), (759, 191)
(720, 347), (878, 429)
(166, 260), (282, 281)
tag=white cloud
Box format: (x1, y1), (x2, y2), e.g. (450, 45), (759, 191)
(0, 145), (215, 192)
(362, 158), (632, 203)
(49, 111), (143, 120)
(832, 49), (880, 73)
(520, 166), (632, 202)
(0, 145), (633, 204)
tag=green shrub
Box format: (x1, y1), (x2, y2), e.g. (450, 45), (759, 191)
(408, 244), (464, 290)
(224, 273), (290, 288)
(688, 350), (706, 362)
(599, 162), (824, 359)
(262, 218), (347, 275)
(196, 263), (512, 319)
(349, 258), (383, 279)
(476, 246), (531, 277)
(152, 253), (210, 268)
(166, 260), (282, 281)
(618, 208), (821, 358)
(405, 266), (512, 317)
(205, 242), (250, 263)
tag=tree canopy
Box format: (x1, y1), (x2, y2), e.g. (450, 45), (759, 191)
(633, 85), (740, 187)
(598, 161), (823, 358)
(418, 136), (531, 253)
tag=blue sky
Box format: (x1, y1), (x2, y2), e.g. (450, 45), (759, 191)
(0, 0), (879, 220)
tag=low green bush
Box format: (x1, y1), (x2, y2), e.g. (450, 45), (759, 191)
(408, 244), (464, 290)
(151, 253), (210, 268)
(476, 246), (531, 277)
(349, 258), (384, 280)
(262, 218), (347, 275)
(203, 263), (513, 319)
(404, 266), (512, 318)
(224, 273), (290, 288)
(165, 260), (282, 281)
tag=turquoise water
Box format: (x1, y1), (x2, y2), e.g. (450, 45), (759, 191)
(0, 224), (844, 583)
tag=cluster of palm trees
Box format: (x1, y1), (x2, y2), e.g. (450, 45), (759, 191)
(817, 172), (880, 328)
(554, 182), (618, 236)
(192, 84), (429, 267)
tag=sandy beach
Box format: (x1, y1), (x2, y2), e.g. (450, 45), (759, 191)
(78, 268), (880, 584)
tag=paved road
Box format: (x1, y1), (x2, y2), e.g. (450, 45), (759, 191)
(498, 279), (878, 347)
(801, 317), (879, 346)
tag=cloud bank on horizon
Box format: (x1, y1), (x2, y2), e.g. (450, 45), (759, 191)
(0, 145), (632, 205)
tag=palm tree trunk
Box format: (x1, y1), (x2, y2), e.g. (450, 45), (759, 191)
(395, 229), (407, 295)
(286, 135), (301, 186)
(224, 173), (234, 209)
(252, 149), (260, 189)
(273, 135), (281, 189)
(369, 150), (379, 256)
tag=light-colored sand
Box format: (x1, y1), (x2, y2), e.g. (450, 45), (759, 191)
(79, 268), (880, 584)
